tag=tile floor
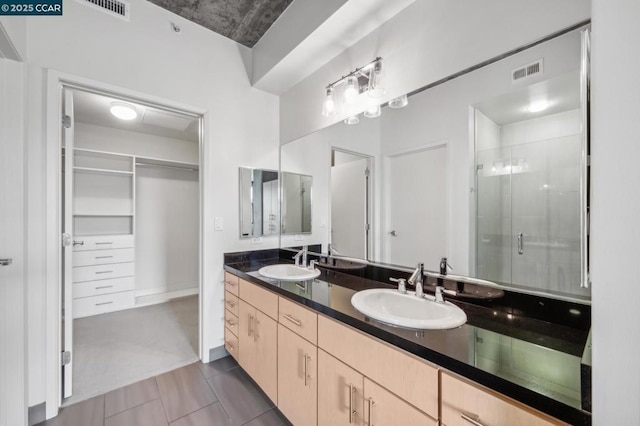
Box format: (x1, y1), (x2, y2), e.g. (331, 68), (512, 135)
(39, 357), (291, 426)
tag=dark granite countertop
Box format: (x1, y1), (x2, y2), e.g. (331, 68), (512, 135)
(224, 253), (591, 425)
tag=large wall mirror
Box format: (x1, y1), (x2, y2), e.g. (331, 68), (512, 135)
(279, 26), (590, 301)
(239, 167), (280, 238)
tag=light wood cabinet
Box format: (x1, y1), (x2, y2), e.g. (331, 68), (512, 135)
(238, 299), (278, 404)
(224, 272), (239, 296)
(440, 372), (566, 426)
(277, 324), (317, 426)
(363, 378), (438, 426)
(318, 349), (364, 426)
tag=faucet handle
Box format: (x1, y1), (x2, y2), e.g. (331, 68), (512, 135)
(389, 277), (407, 294)
(309, 260), (317, 269)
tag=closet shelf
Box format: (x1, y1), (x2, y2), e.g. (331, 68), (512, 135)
(74, 167), (134, 176)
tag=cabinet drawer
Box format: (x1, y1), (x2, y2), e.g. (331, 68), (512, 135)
(441, 372), (565, 426)
(318, 315), (439, 419)
(73, 262), (134, 283)
(74, 248), (134, 267)
(224, 309), (239, 335)
(72, 234), (134, 251)
(224, 272), (239, 296)
(225, 291), (239, 317)
(239, 279), (278, 320)
(364, 378), (437, 426)
(279, 296), (317, 344)
(73, 290), (134, 318)
(224, 328), (239, 360)
(73, 277), (134, 298)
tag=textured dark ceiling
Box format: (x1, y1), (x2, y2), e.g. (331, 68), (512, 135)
(148, 0), (293, 48)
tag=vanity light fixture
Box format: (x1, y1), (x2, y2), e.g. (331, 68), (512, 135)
(322, 57), (388, 122)
(344, 114), (360, 125)
(389, 94), (409, 109)
(364, 104), (381, 118)
(110, 102), (138, 120)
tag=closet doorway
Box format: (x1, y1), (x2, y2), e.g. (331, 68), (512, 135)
(60, 87), (202, 405)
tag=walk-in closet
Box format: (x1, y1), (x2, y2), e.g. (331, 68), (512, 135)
(61, 88), (201, 404)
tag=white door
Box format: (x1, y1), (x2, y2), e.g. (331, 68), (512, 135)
(61, 89), (75, 398)
(0, 59), (26, 426)
(331, 157), (369, 259)
(387, 145), (448, 270)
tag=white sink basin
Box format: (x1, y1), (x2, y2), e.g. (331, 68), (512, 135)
(351, 289), (467, 330)
(258, 264), (320, 281)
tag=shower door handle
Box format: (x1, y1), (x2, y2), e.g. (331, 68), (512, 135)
(517, 233), (524, 255)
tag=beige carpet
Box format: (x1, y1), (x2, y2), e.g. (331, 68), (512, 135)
(65, 295), (199, 406)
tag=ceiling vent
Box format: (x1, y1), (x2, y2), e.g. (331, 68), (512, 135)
(511, 59), (543, 83)
(80, 0), (130, 21)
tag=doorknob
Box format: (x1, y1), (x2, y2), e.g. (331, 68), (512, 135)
(0, 258), (12, 266)
(389, 230), (398, 236)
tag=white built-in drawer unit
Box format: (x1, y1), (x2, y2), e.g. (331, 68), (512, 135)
(72, 234), (134, 251)
(73, 291), (135, 318)
(72, 233), (135, 318)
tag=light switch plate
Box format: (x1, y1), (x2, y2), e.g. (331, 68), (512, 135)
(214, 217), (223, 231)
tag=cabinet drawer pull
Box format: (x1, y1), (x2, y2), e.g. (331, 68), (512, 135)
(226, 300), (236, 307)
(348, 384), (356, 424)
(460, 412), (484, 426)
(95, 270), (113, 275)
(95, 255), (114, 259)
(282, 313), (302, 327)
(225, 281), (237, 287)
(95, 285), (113, 290)
(225, 341), (235, 351)
(95, 242), (113, 245)
(368, 398), (375, 426)
(248, 314), (253, 338)
(226, 319), (236, 326)
(254, 317), (260, 342)
(95, 301), (113, 306)
(303, 354), (311, 386)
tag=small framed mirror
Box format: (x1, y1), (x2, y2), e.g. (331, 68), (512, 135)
(239, 167), (279, 238)
(281, 172), (312, 234)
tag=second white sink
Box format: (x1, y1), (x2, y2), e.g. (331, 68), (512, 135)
(258, 264), (320, 281)
(351, 289), (467, 330)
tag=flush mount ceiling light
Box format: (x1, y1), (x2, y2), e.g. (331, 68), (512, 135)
(322, 57), (388, 122)
(527, 100), (549, 113)
(110, 102), (138, 120)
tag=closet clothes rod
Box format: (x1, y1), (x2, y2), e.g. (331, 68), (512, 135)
(135, 162), (198, 172)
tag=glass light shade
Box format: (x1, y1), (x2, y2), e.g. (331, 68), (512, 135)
(364, 104), (381, 118)
(322, 87), (336, 117)
(344, 76), (359, 104)
(110, 102), (138, 120)
(388, 94), (408, 109)
(367, 60), (386, 98)
(344, 114), (360, 125)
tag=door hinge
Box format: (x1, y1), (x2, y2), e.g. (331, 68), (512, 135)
(365, 223), (371, 231)
(62, 233), (72, 247)
(62, 115), (72, 129)
(365, 168), (370, 177)
(61, 351), (71, 366)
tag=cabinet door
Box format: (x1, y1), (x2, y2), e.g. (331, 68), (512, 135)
(238, 300), (256, 377)
(441, 372), (564, 426)
(278, 324), (317, 426)
(363, 378), (437, 426)
(318, 349), (364, 426)
(255, 309), (278, 404)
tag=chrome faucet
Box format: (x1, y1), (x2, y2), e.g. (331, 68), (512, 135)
(293, 245), (308, 267)
(439, 257), (452, 275)
(407, 262), (424, 298)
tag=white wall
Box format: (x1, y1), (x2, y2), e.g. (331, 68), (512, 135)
(22, 0), (279, 409)
(280, 0), (590, 143)
(591, 0), (640, 423)
(0, 17), (27, 60)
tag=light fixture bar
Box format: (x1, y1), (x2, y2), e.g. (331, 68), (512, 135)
(325, 57), (382, 90)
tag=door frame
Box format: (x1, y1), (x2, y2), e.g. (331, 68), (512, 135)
(44, 70), (208, 418)
(382, 140), (451, 266)
(329, 147), (373, 261)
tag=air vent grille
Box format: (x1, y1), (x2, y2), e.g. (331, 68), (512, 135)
(81, 0), (130, 21)
(511, 59), (543, 83)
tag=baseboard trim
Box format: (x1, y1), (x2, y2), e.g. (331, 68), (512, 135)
(135, 287), (199, 307)
(209, 345), (230, 362)
(29, 402), (46, 426)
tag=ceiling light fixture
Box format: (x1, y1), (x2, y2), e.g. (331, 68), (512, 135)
(110, 102), (138, 120)
(322, 57), (389, 123)
(527, 100), (548, 113)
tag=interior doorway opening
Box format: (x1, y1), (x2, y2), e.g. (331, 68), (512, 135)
(60, 86), (203, 405)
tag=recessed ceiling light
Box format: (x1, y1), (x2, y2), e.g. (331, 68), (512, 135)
(527, 100), (548, 113)
(110, 102), (138, 120)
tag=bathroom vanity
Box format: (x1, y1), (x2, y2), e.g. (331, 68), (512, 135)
(223, 249), (591, 426)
